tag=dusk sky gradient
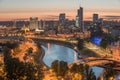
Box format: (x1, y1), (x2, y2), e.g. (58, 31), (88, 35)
(0, 0), (120, 21)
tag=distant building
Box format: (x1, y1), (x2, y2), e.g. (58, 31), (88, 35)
(93, 14), (99, 22)
(39, 20), (44, 30)
(13, 20), (16, 28)
(59, 13), (66, 23)
(99, 18), (103, 22)
(35, 28), (44, 33)
(110, 26), (120, 38)
(21, 26), (30, 33)
(43, 21), (46, 30)
(76, 7), (84, 32)
(29, 17), (39, 30)
(75, 16), (79, 27)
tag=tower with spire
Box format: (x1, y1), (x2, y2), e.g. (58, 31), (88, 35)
(76, 2), (84, 32)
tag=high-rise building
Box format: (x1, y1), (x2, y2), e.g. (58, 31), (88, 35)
(76, 7), (84, 32)
(13, 20), (16, 28)
(59, 13), (66, 23)
(93, 14), (99, 22)
(75, 16), (79, 27)
(39, 20), (44, 30)
(29, 17), (39, 30)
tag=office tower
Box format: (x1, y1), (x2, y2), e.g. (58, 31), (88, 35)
(93, 14), (99, 22)
(43, 21), (46, 30)
(76, 7), (84, 32)
(99, 18), (103, 23)
(29, 17), (39, 30)
(39, 20), (44, 30)
(76, 16), (79, 27)
(13, 20), (16, 28)
(59, 13), (66, 23)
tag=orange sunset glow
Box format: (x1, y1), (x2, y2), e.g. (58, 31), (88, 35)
(0, 0), (120, 21)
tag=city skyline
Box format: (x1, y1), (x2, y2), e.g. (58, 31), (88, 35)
(0, 0), (120, 21)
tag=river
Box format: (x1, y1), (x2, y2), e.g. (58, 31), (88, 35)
(42, 43), (103, 78)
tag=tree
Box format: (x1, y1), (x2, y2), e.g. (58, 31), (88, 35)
(3, 46), (44, 80)
(59, 61), (69, 77)
(26, 47), (33, 55)
(5, 42), (19, 49)
(0, 62), (5, 79)
(34, 64), (44, 80)
(4, 57), (44, 80)
(84, 65), (96, 80)
(77, 38), (84, 50)
(34, 43), (43, 63)
(70, 64), (96, 80)
(70, 63), (79, 73)
(3, 46), (12, 63)
(70, 63), (84, 80)
(100, 39), (108, 49)
(51, 60), (69, 78)
(5, 58), (25, 79)
(103, 64), (115, 80)
(23, 54), (27, 62)
(13, 47), (21, 55)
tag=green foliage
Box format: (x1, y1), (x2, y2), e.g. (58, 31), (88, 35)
(5, 58), (25, 79)
(70, 64), (96, 80)
(26, 47), (33, 55)
(100, 39), (108, 49)
(13, 47), (21, 55)
(3, 47), (12, 63)
(4, 57), (44, 80)
(84, 65), (96, 80)
(70, 63), (79, 73)
(100, 33), (119, 49)
(77, 38), (84, 50)
(34, 43), (43, 63)
(0, 62), (5, 79)
(24, 63), (44, 80)
(3, 46), (44, 80)
(89, 22), (103, 37)
(5, 42), (19, 49)
(70, 63), (84, 74)
(103, 64), (115, 80)
(51, 60), (69, 77)
(81, 48), (99, 57)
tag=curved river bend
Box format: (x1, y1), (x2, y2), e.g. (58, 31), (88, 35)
(42, 43), (103, 78)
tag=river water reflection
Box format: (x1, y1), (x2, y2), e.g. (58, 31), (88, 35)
(42, 43), (77, 67)
(42, 43), (103, 78)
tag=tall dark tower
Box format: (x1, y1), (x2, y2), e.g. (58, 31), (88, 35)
(76, 7), (84, 32)
(93, 14), (99, 22)
(59, 13), (66, 23)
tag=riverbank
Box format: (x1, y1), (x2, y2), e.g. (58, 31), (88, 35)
(33, 38), (76, 48)
(36, 43), (49, 68)
(33, 38), (99, 58)
(33, 39), (86, 62)
(32, 42), (47, 67)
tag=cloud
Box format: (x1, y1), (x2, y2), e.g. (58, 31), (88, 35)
(104, 16), (120, 19)
(42, 15), (58, 20)
(41, 15), (71, 20)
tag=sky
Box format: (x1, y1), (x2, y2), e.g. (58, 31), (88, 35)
(0, 0), (120, 21)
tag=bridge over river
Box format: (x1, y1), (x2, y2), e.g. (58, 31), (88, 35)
(69, 57), (120, 71)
